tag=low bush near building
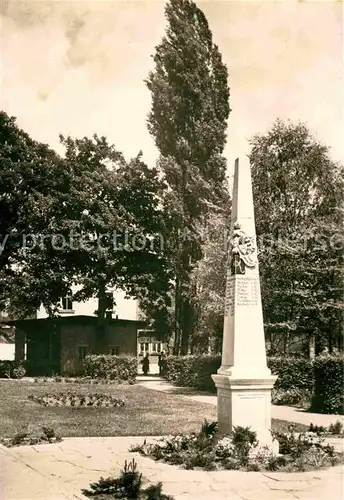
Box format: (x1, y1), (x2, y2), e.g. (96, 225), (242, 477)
(82, 458), (174, 499)
(130, 420), (342, 473)
(28, 391), (125, 408)
(0, 360), (26, 379)
(0, 425), (61, 447)
(83, 355), (137, 384)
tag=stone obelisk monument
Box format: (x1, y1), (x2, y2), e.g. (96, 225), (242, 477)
(212, 157), (277, 449)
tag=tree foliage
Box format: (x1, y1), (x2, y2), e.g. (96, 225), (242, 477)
(146, 0), (230, 353)
(189, 211), (229, 353)
(0, 111), (74, 316)
(0, 112), (172, 332)
(250, 119), (343, 355)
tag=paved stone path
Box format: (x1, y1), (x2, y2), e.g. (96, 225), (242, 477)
(136, 376), (344, 428)
(1, 437), (343, 500)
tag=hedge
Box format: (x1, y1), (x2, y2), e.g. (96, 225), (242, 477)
(267, 357), (313, 391)
(311, 355), (344, 414)
(163, 355), (313, 393)
(83, 355), (137, 384)
(163, 355), (344, 414)
(164, 356), (220, 392)
(0, 360), (26, 379)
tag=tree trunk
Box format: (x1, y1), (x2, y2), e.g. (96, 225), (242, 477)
(173, 270), (181, 355)
(309, 335), (316, 360)
(96, 279), (107, 353)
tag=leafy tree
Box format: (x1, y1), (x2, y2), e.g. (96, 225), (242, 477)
(0, 111), (73, 317)
(0, 113), (173, 338)
(146, 0), (230, 354)
(48, 135), (172, 345)
(189, 210), (229, 353)
(250, 119), (343, 355)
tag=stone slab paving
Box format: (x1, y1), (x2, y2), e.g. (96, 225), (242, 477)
(136, 377), (344, 428)
(1, 437), (343, 500)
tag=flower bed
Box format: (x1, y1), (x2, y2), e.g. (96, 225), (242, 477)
(130, 421), (343, 472)
(28, 391), (125, 408)
(32, 376), (127, 384)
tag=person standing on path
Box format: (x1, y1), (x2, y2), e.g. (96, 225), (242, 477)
(158, 351), (166, 375)
(141, 353), (150, 375)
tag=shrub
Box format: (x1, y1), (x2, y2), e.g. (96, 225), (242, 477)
(307, 423), (327, 435)
(231, 426), (258, 465)
(163, 355), (315, 394)
(12, 365), (26, 379)
(272, 388), (312, 407)
(163, 355), (220, 392)
(328, 420), (344, 436)
(83, 355), (137, 384)
(81, 458), (174, 499)
(0, 360), (12, 378)
(163, 356), (199, 387)
(311, 355), (344, 414)
(163, 355), (344, 414)
(0, 360), (26, 379)
(267, 357), (313, 391)
(0, 425), (62, 447)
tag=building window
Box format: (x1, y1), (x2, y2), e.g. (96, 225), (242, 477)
(61, 296), (73, 311)
(139, 342), (149, 353)
(78, 345), (88, 361)
(150, 341), (162, 353)
(110, 345), (120, 355)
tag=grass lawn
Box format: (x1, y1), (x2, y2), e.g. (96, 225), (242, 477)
(0, 380), (307, 438)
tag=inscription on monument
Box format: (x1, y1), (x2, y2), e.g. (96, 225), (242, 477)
(225, 276), (259, 314)
(224, 275), (235, 316)
(236, 277), (258, 306)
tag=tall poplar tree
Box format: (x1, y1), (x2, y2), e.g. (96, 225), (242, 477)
(146, 0), (230, 353)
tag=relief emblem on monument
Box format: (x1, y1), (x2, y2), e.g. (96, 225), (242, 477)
(229, 221), (257, 275)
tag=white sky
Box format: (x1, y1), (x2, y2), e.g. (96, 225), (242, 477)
(1, 0), (344, 181)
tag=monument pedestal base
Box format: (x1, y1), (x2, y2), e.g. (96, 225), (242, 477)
(212, 373), (279, 453)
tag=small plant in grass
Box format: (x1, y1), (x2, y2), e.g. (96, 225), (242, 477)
(328, 420), (344, 436)
(143, 482), (174, 500)
(0, 425), (62, 448)
(308, 423), (327, 435)
(231, 426), (258, 466)
(81, 459), (174, 499)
